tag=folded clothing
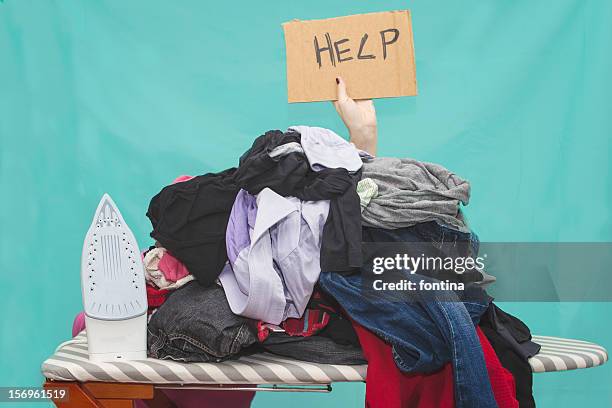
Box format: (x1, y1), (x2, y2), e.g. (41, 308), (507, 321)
(147, 281), (258, 362)
(361, 157), (470, 231)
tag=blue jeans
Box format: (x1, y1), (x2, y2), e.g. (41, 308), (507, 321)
(148, 282), (259, 362)
(319, 272), (497, 408)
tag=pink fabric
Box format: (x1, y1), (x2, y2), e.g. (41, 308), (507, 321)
(172, 175), (195, 184)
(72, 312), (86, 337)
(134, 389), (254, 408)
(158, 251), (191, 281)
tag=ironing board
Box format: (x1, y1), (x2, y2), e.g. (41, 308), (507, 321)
(41, 331), (608, 407)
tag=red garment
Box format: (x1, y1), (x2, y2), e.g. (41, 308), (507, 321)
(477, 326), (519, 408)
(256, 321), (272, 342)
(282, 309), (330, 337)
(256, 310), (330, 342)
(257, 290), (337, 341)
(353, 322), (454, 408)
(353, 322), (518, 408)
(146, 284), (169, 308)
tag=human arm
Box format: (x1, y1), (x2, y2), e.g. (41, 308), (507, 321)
(332, 77), (378, 155)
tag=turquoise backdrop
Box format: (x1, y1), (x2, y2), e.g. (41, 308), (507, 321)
(1, 0), (611, 406)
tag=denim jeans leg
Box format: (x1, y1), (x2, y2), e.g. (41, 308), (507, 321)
(319, 272), (497, 408)
(428, 300), (496, 408)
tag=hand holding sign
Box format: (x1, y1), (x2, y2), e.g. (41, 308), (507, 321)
(334, 77), (378, 155)
(283, 10), (417, 103)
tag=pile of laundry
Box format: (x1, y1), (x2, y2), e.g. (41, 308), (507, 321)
(142, 126), (540, 408)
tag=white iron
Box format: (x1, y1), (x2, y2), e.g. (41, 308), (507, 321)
(81, 194), (147, 362)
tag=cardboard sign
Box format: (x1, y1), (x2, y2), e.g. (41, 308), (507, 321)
(282, 10), (417, 103)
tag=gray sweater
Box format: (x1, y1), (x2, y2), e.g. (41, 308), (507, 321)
(361, 157), (470, 231)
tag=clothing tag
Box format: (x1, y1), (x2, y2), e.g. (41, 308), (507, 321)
(263, 324), (285, 332)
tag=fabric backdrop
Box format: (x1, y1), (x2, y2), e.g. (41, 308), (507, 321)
(1, 0), (610, 406)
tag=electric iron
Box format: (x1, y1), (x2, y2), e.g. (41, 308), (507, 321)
(81, 194), (147, 362)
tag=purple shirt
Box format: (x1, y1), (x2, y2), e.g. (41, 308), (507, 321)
(220, 188), (330, 324)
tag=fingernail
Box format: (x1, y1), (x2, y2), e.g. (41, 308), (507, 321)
(335, 77), (339, 84)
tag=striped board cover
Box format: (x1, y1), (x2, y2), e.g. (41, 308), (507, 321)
(529, 335), (608, 373)
(41, 332), (607, 384)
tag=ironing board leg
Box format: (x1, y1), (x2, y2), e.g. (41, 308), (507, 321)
(43, 380), (159, 408)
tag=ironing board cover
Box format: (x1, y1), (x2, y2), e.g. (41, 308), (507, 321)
(42, 331), (607, 384)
